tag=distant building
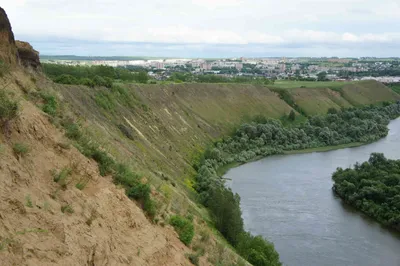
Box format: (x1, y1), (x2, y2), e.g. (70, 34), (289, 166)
(200, 63), (212, 71)
(153, 61), (164, 69)
(235, 63), (243, 71)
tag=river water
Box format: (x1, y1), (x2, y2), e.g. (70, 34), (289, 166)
(225, 118), (400, 266)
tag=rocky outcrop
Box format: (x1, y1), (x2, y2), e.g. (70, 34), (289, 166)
(0, 7), (18, 65)
(16, 40), (41, 69)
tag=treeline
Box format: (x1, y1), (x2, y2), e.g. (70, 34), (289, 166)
(338, 69), (400, 78)
(168, 73), (275, 85)
(332, 153), (400, 231)
(43, 63), (149, 87)
(194, 103), (400, 266)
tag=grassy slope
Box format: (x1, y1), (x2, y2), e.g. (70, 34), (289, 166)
(271, 80), (400, 116)
(271, 80), (356, 90)
(51, 80), (399, 182)
(51, 82), (293, 183)
(341, 80), (400, 106)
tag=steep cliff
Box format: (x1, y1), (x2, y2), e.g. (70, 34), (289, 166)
(0, 7), (18, 66)
(16, 41), (41, 69)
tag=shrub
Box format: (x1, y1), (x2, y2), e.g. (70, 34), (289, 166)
(117, 124), (134, 140)
(170, 215), (195, 246)
(52, 167), (72, 189)
(40, 93), (58, 116)
(91, 148), (115, 176)
(188, 253), (199, 266)
(63, 121), (82, 140)
(54, 74), (78, 85)
(13, 143), (30, 156)
(79, 78), (95, 87)
(61, 204), (74, 214)
(75, 181), (87, 190)
(25, 195), (33, 208)
(289, 110), (296, 121)
(0, 90), (18, 127)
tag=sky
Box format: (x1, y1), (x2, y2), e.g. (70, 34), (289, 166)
(2, 0), (400, 57)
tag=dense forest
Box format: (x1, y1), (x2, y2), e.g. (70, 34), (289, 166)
(332, 153), (400, 231)
(194, 103), (400, 266)
(42, 63), (150, 86)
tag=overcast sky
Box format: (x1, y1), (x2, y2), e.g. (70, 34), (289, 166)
(3, 0), (400, 57)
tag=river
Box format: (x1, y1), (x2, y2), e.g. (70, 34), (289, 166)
(225, 118), (400, 266)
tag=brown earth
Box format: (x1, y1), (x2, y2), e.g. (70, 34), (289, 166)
(0, 71), (194, 266)
(0, 7), (18, 66)
(16, 41), (41, 69)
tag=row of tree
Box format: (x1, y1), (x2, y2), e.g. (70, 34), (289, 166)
(43, 63), (150, 85)
(332, 153), (400, 231)
(166, 73), (275, 85)
(194, 103), (400, 266)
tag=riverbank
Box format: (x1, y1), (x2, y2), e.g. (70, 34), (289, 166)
(217, 142), (366, 177)
(283, 142), (365, 155)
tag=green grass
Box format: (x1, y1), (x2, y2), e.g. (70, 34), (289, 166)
(270, 80), (355, 90)
(271, 80), (355, 90)
(388, 84), (400, 95)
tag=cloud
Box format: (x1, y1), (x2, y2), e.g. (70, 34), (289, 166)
(2, 0), (400, 56)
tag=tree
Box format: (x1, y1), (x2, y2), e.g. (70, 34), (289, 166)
(134, 71), (149, 84)
(317, 71), (327, 81)
(289, 110), (296, 121)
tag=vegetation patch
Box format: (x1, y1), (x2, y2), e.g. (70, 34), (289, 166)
(43, 63), (149, 86)
(25, 195), (33, 208)
(52, 167), (72, 189)
(0, 90), (18, 128)
(271, 88), (306, 116)
(40, 92), (58, 116)
(60, 119), (156, 217)
(13, 143), (30, 157)
(332, 153), (400, 231)
(61, 204), (74, 214)
(170, 215), (195, 246)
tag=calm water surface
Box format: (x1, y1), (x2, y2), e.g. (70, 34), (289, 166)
(225, 118), (400, 266)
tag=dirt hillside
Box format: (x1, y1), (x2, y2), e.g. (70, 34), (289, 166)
(0, 8), (201, 266)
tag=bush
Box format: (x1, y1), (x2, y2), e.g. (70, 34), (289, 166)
(62, 121), (82, 140)
(61, 204), (74, 214)
(54, 74), (78, 85)
(40, 93), (58, 116)
(170, 215), (195, 246)
(25, 195), (33, 208)
(236, 233), (281, 266)
(91, 149), (115, 176)
(13, 143), (30, 156)
(188, 253), (199, 266)
(52, 167), (72, 189)
(289, 110), (296, 121)
(0, 90), (18, 127)
(79, 78), (95, 87)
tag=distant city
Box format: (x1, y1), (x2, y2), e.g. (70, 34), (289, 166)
(41, 56), (400, 83)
